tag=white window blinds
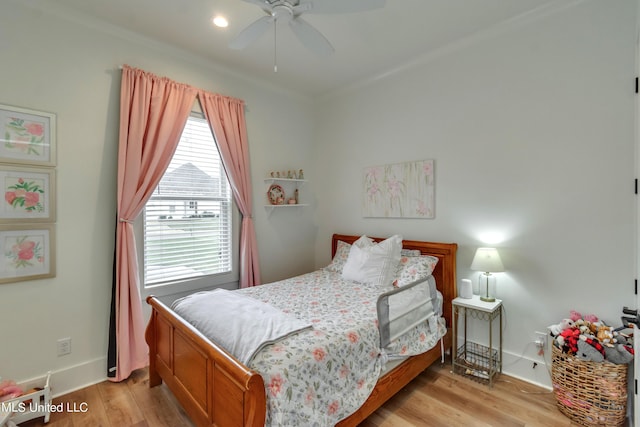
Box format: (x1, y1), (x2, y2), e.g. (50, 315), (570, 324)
(143, 115), (232, 286)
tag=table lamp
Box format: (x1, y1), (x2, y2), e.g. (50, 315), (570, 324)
(470, 247), (504, 302)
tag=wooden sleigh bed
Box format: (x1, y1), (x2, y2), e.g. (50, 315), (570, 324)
(145, 234), (457, 427)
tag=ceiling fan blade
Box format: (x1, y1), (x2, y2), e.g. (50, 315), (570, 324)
(229, 15), (274, 50)
(289, 17), (334, 56)
(296, 0), (385, 14)
(240, 0), (273, 14)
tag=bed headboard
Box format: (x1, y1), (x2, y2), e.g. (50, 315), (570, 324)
(331, 234), (458, 327)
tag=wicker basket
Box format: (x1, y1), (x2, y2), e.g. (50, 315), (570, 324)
(551, 345), (628, 426)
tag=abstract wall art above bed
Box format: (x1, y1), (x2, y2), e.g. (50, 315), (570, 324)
(362, 159), (434, 219)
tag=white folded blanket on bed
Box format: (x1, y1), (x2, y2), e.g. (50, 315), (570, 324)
(172, 289), (312, 364)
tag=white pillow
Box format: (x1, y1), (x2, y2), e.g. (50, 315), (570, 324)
(341, 235), (402, 286)
(325, 236), (374, 273)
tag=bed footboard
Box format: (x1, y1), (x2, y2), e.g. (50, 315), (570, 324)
(336, 328), (451, 426)
(145, 296), (266, 427)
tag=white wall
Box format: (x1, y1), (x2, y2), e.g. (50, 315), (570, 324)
(0, 1), (316, 393)
(313, 0), (637, 387)
(0, 0), (636, 395)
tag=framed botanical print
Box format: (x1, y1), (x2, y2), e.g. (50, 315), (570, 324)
(362, 159), (435, 219)
(0, 224), (55, 284)
(0, 164), (55, 223)
(0, 104), (56, 166)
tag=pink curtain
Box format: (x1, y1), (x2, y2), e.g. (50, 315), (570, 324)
(110, 66), (197, 381)
(199, 91), (261, 288)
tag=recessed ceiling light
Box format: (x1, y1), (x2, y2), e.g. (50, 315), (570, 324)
(213, 16), (229, 28)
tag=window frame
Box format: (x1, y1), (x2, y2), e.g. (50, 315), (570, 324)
(135, 107), (240, 300)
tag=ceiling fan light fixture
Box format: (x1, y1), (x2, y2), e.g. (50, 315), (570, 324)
(230, 0), (385, 56)
(212, 16), (229, 28)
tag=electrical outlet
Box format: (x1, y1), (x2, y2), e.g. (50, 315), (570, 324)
(534, 331), (547, 349)
(57, 337), (71, 356)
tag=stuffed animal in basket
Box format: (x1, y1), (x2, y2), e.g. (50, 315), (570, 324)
(576, 337), (605, 362)
(556, 327), (580, 354)
(549, 319), (574, 336)
(604, 344), (633, 365)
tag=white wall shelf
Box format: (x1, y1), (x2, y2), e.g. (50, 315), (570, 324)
(264, 177), (307, 216)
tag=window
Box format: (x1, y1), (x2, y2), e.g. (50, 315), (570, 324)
(142, 112), (233, 287)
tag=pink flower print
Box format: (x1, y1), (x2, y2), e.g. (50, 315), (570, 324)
(5, 192), (16, 205)
(14, 189), (26, 198)
(7, 237), (42, 268)
(268, 374), (284, 397)
(416, 200), (428, 216)
(387, 177), (401, 198)
(400, 345), (408, 355)
(24, 192), (39, 208)
(419, 332), (426, 342)
(339, 365), (350, 378)
(369, 167), (382, 180)
(367, 182), (380, 199)
(312, 347), (326, 361)
(25, 123), (44, 136)
(305, 388), (316, 405)
(327, 400), (339, 416)
(347, 331), (359, 344)
(14, 240), (36, 261)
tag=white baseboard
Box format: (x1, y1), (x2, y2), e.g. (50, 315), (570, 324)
(501, 348), (552, 390)
(26, 348), (551, 399)
(18, 357), (107, 398)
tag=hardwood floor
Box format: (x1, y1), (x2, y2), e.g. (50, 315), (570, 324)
(17, 359), (619, 427)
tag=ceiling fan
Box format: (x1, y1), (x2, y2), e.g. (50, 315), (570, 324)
(229, 0), (386, 59)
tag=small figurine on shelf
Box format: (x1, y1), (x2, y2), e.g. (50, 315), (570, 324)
(287, 170), (293, 179)
(270, 171), (276, 178)
(276, 171), (280, 178)
(298, 169), (304, 179)
(294, 189), (299, 204)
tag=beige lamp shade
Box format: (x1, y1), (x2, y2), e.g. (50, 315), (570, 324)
(470, 248), (504, 273)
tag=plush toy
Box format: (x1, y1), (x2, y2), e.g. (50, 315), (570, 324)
(570, 310), (582, 322)
(595, 323), (614, 345)
(604, 344), (634, 364)
(584, 313), (599, 323)
(557, 327), (580, 354)
(615, 333), (633, 347)
(576, 338), (605, 363)
(0, 380), (23, 402)
(573, 318), (593, 337)
(549, 319), (574, 336)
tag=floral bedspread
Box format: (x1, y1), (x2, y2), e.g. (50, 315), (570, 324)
(237, 268), (445, 426)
